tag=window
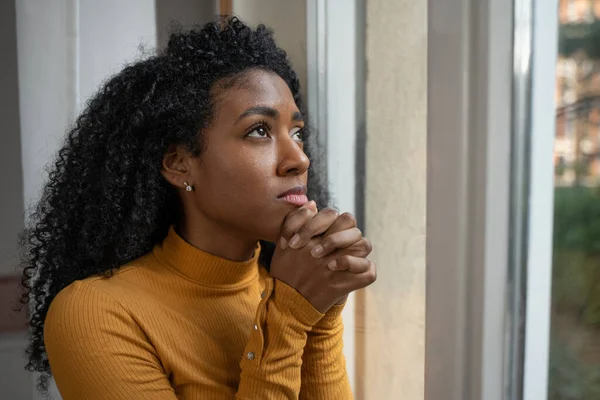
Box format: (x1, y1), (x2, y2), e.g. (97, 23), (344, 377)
(549, 0), (600, 396)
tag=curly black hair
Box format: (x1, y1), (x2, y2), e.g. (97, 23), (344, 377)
(19, 17), (329, 392)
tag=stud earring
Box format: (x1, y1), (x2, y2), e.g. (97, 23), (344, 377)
(183, 182), (194, 192)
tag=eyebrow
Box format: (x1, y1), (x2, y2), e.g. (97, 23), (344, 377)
(291, 111), (303, 122)
(235, 106), (304, 124)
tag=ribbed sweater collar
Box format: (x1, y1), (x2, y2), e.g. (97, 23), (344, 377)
(153, 226), (260, 287)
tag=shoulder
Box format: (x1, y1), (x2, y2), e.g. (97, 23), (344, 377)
(48, 251), (159, 311)
(44, 277), (170, 399)
(44, 255), (156, 341)
(46, 266), (135, 319)
(45, 280), (131, 341)
(44, 250), (168, 340)
(48, 278), (122, 312)
(44, 277), (157, 367)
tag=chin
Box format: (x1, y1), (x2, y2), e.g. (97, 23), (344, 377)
(259, 229), (281, 244)
(247, 202), (290, 243)
(253, 219), (285, 244)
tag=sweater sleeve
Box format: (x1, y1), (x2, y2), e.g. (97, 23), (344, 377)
(235, 278), (324, 399)
(300, 303), (353, 399)
(44, 281), (177, 400)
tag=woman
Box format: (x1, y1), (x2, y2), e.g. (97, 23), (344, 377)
(20, 18), (376, 399)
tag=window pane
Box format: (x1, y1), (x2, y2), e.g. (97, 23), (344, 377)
(550, 1), (600, 398)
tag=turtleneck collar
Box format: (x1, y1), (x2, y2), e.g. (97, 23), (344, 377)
(152, 226), (260, 287)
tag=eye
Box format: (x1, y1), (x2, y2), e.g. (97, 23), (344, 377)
(291, 127), (304, 142)
(246, 124), (271, 138)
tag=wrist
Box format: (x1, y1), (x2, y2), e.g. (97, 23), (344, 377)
(272, 279), (325, 325)
(314, 301), (345, 328)
(335, 294), (348, 306)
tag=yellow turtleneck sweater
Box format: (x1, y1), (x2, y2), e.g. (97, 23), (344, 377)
(44, 227), (351, 399)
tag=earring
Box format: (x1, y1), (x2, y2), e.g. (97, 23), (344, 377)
(183, 182), (194, 192)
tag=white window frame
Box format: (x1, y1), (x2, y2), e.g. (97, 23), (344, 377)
(427, 0), (557, 399)
(523, 2), (558, 399)
(306, 0), (362, 393)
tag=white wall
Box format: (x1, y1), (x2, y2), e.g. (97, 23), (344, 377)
(16, 0), (78, 209)
(78, 0), (157, 108)
(16, 0), (158, 208)
(232, 0), (307, 101)
(362, 0), (427, 398)
(155, 0), (216, 48)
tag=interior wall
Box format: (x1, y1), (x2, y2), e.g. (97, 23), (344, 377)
(155, 0), (217, 49)
(0, 0), (28, 398)
(16, 0), (77, 210)
(231, 0), (307, 102)
(359, 0), (427, 398)
(14, 3), (79, 399)
(0, 0), (24, 277)
(79, 0), (157, 107)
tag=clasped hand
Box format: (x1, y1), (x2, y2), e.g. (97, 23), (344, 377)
(270, 201), (376, 313)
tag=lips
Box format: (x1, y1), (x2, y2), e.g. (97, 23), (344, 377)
(278, 185), (307, 198)
(277, 185), (308, 206)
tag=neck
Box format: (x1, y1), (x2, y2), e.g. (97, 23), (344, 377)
(178, 212), (258, 262)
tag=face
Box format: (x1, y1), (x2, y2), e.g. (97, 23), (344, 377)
(170, 69), (310, 243)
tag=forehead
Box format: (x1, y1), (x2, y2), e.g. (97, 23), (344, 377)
(212, 70), (298, 117)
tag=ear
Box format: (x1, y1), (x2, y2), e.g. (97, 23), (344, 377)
(161, 145), (193, 189)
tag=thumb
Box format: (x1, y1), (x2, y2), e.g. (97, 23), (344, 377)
(305, 200), (318, 213)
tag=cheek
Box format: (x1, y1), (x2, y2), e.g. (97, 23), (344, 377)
(197, 154), (290, 240)
(197, 148), (275, 205)
(225, 152), (272, 190)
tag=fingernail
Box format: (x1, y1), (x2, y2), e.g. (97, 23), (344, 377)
(280, 237), (288, 250)
(311, 245), (324, 258)
(304, 201), (317, 212)
(328, 260), (337, 270)
(289, 234), (301, 249)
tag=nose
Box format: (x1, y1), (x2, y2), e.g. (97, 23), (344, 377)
(276, 135), (310, 177)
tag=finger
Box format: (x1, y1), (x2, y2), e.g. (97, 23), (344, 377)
(327, 255), (371, 273)
(318, 237), (372, 261)
(323, 212), (358, 237)
(334, 260), (377, 292)
(279, 201), (317, 249)
(288, 207), (339, 250)
(344, 237), (373, 258)
(305, 201), (318, 213)
(311, 228), (362, 258)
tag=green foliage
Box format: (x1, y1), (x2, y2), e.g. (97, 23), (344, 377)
(553, 187), (600, 326)
(548, 339), (600, 400)
(553, 187), (600, 255)
(559, 21), (600, 59)
(551, 187), (600, 398)
(552, 250), (592, 311)
(556, 157), (568, 177)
